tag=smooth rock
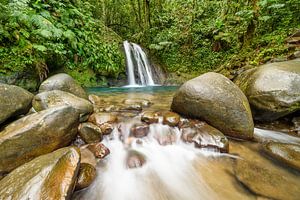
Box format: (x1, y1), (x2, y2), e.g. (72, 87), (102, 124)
(234, 159), (300, 200)
(78, 122), (103, 144)
(82, 143), (110, 159)
(235, 60), (300, 121)
(0, 106), (79, 175)
(32, 90), (93, 122)
(0, 147), (80, 199)
(130, 123), (150, 138)
(171, 72), (254, 140)
(99, 122), (114, 135)
(163, 111), (180, 127)
(263, 142), (300, 171)
(0, 83), (33, 124)
(126, 150), (146, 169)
(39, 73), (88, 99)
(181, 121), (229, 153)
(75, 163), (96, 191)
(80, 147), (97, 167)
(141, 111), (160, 124)
(88, 113), (118, 126)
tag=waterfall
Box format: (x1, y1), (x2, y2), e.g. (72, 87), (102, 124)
(123, 41), (156, 87)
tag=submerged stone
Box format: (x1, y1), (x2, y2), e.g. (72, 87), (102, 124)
(126, 150), (146, 169)
(0, 83), (33, 125)
(0, 147), (80, 199)
(0, 106), (79, 175)
(130, 123), (150, 138)
(171, 72), (254, 140)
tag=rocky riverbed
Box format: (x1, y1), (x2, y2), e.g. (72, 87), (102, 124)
(0, 59), (300, 200)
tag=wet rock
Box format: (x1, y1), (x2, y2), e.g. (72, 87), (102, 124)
(235, 60), (300, 121)
(130, 123), (150, 138)
(120, 104), (143, 111)
(163, 111), (180, 127)
(263, 142), (300, 171)
(39, 73), (88, 99)
(82, 143), (110, 159)
(181, 122), (229, 153)
(78, 122), (103, 144)
(88, 94), (104, 105)
(126, 150), (146, 169)
(171, 72), (254, 140)
(141, 111), (160, 124)
(32, 90), (93, 122)
(0, 106), (79, 175)
(75, 163), (96, 191)
(292, 117), (300, 134)
(0, 83), (33, 124)
(234, 159), (300, 200)
(80, 147), (97, 167)
(0, 147), (80, 199)
(88, 112), (118, 126)
(152, 125), (177, 145)
(123, 98), (152, 107)
(99, 122), (114, 135)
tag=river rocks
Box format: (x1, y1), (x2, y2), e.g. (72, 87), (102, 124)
(32, 90), (93, 122)
(0, 83), (33, 125)
(234, 159), (300, 200)
(171, 72), (254, 140)
(123, 98), (152, 107)
(0, 106), (79, 175)
(263, 142), (300, 171)
(181, 122), (229, 153)
(78, 122), (103, 144)
(163, 111), (180, 127)
(126, 150), (146, 169)
(88, 112), (118, 126)
(235, 60), (300, 121)
(141, 111), (160, 124)
(75, 163), (96, 191)
(130, 123), (150, 138)
(39, 73), (88, 99)
(82, 143), (110, 159)
(0, 147), (80, 199)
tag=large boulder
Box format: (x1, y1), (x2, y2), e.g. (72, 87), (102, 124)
(235, 60), (300, 121)
(171, 72), (254, 140)
(0, 106), (79, 175)
(32, 90), (93, 121)
(0, 83), (33, 125)
(39, 73), (88, 99)
(263, 142), (300, 171)
(0, 147), (80, 199)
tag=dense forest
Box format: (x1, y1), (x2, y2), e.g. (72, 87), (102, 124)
(0, 0), (299, 90)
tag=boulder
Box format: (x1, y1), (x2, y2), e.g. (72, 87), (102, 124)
(39, 73), (88, 99)
(75, 163), (96, 191)
(171, 72), (254, 140)
(234, 159), (300, 200)
(263, 142), (300, 171)
(0, 106), (79, 175)
(78, 122), (103, 144)
(162, 111), (180, 127)
(32, 90), (93, 122)
(141, 111), (160, 124)
(0, 147), (80, 199)
(181, 121), (229, 153)
(234, 60), (300, 121)
(0, 83), (33, 124)
(130, 123), (150, 138)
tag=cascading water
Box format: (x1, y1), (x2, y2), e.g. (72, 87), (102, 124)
(123, 41), (156, 87)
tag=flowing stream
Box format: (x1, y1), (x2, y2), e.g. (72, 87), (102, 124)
(74, 86), (300, 200)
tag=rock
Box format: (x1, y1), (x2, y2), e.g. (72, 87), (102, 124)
(130, 123), (150, 138)
(141, 111), (160, 124)
(181, 121), (229, 153)
(78, 122), (103, 144)
(0, 106), (79, 175)
(120, 104), (143, 111)
(88, 94), (104, 105)
(82, 143), (110, 159)
(88, 113), (118, 126)
(152, 124), (177, 145)
(32, 90), (93, 122)
(234, 159), (300, 200)
(162, 111), (180, 127)
(292, 117), (300, 134)
(75, 163), (96, 191)
(0, 83), (33, 124)
(0, 147), (80, 199)
(126, 150), (146, 169)
(123, 98), (152, 108)
(171, 72), (254, 140)
(39, 73), (88, 99)
(234, 60), (300, 121)
(99, 123), (114, 135)
(263, 142), (300, 171)
(80, 147), (97, 167)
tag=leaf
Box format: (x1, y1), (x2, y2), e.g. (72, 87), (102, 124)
(32, 44), (47, 52)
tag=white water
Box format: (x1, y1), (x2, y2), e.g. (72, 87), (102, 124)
(254, 128), (300, 144)
(123, 41), (156, 87)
